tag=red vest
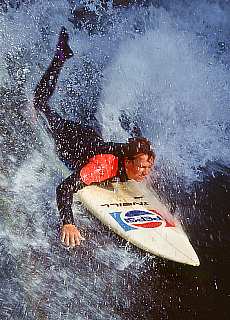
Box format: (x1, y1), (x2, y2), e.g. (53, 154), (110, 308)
(80, 154), (119, 185)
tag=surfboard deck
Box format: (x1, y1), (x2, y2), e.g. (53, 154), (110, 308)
(74, 180), (200, 266)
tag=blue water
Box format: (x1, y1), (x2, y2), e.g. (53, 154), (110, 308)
(0, 0), (229, 319)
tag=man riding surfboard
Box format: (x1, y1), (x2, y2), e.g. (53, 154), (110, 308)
(34, 27), (155, 247)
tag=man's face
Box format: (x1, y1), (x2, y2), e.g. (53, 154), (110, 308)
(124, 153), (154, 182)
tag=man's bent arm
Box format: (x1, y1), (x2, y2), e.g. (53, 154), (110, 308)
(56, 172), (84, 226)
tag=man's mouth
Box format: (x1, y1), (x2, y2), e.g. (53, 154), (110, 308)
(137, 176), (145, 181)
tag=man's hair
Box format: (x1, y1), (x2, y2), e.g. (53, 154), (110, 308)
(124, 137), (155, 161)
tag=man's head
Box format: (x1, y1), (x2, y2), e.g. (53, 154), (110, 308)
(124, 137), (155, 182)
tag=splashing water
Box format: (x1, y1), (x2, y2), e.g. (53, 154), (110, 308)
(0, 0), (229, 319)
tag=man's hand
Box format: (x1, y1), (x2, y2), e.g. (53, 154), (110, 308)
(61, 224), (85, 247)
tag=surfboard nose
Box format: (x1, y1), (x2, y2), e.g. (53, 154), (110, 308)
(172, 245), (200, 266)
(186, 251), (200, 266)
(130, 230), (200, 266)
(191, 257), (200, 267)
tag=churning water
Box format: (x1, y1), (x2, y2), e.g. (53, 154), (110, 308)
(0, 0), (229, 319)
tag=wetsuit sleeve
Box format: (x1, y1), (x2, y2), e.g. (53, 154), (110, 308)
(56, 171), (84, 226)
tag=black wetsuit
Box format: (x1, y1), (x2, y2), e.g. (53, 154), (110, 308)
(34, 56), (129, 226)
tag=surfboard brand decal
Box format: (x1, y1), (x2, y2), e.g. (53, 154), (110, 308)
(101, 197), (149, 208)
(110, 212), (136, 231)
(111, 209), (174, 231)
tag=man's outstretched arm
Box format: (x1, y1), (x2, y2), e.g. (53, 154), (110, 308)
(56, 171), (85, 247)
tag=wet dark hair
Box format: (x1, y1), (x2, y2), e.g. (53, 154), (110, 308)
(124, 137), (155, 161)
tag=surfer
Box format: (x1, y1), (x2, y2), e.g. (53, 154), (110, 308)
(34, 27), (155, 247)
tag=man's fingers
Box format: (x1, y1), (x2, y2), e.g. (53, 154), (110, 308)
(70, 233), (76, 247)
(61, 230), (66, 243)
(74, 234), (79, 246)
(77, 232), (84, 246)
(61, 225), (85, 247)
(65, 233), (70, 246)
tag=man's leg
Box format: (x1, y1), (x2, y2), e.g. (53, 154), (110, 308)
(34, 27), (73, 131)
(34, 27), (104, 169)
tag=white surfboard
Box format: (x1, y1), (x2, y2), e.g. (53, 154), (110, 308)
(74, 180), (200, 266)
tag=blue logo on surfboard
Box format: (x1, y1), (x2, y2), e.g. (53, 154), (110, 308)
(111, 209), (171, 232)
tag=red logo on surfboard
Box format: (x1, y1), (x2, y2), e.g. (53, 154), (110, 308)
(124, 209), (175, 228)
(122, 209), (164, 228)
(111, 209), (175, 231)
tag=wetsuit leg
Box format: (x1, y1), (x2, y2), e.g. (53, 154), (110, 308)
(34, 57), (66, 132)
(34, 27), (73, 132)
(34, 29), (104, 169)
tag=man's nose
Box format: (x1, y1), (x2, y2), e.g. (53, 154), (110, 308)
(142, 168), (148, 176)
